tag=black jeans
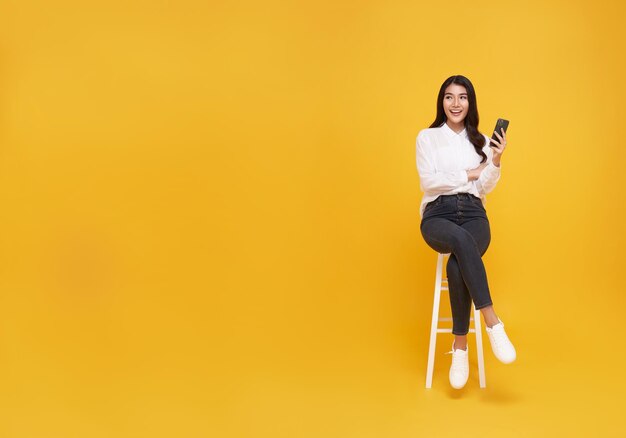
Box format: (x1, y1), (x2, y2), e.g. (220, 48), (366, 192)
(420, 192), (493, 335)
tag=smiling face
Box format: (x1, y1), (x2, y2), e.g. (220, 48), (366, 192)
(443, 83), (469, 125)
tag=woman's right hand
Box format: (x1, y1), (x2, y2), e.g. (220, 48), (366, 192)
(466, 162), (489, 181)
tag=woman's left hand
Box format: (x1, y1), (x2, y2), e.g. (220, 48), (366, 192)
(489, 127), (507, 167)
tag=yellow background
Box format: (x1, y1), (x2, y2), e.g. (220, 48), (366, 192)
(0, 0), (624, 436)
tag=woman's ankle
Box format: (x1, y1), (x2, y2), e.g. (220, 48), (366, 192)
(453, 337), (468, 350)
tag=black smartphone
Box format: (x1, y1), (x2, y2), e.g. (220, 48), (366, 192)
(490, 118), (509, 146)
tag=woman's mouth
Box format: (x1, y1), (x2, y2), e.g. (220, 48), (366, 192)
(450, 110), (463, 116)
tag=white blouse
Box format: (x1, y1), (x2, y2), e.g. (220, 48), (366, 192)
(416, 122), (501, 218)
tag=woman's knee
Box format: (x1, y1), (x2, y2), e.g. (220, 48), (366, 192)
(480, 235), (491, 255)
(477, 227), (491, 255)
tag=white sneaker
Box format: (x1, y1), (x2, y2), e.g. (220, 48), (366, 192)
(445, 340), (469, 389)
(485, 317), (516, 364)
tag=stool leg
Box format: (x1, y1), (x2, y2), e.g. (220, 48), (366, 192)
(474, 304), (487, 388)
(425, 253), (445, 388)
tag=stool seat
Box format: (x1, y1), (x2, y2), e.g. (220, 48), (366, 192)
(425, 252), (486, 388)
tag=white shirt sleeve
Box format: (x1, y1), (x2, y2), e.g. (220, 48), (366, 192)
(475, 135), (501, 195)
(416, 130), (468, 195)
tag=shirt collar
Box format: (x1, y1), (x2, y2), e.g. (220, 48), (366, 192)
(441, 122), (467, 139)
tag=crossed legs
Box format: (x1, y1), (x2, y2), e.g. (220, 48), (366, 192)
(420, 217), (501, 349)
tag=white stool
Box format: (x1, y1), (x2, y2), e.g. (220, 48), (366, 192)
(425, 252), (486, 388)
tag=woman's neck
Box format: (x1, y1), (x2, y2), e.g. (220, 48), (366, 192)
(446, 120), (465, 134)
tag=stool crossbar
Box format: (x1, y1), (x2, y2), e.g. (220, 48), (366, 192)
(425, 252), (486, 388)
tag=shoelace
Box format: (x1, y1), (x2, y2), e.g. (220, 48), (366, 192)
(488, 324), (509, 349)
(445, 348), (468, 372)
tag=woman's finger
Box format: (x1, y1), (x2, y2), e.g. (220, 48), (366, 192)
(489, 138), (503, 153)
(490, 138), (501, 147)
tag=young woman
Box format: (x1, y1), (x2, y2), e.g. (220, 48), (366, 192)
(416, 75), (516, 390)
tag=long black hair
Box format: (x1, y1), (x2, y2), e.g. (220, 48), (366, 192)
(429, 75), (487, 164)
